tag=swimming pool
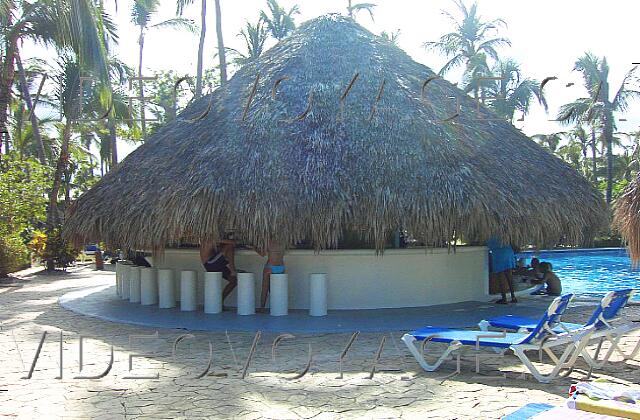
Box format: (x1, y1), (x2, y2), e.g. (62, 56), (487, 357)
(518, 248), (640, 301)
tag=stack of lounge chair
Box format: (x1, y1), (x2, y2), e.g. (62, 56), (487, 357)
(402, 289), (639, 383)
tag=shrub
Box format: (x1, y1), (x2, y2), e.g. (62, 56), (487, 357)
(0, 235), (30, 277)
(41, 229), (79, 270)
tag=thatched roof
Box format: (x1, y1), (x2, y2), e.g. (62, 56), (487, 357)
(64, 15), (605, 251)
(614, 176), (640, 261)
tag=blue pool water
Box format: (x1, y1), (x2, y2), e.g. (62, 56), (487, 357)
(519, 248), (640, 301)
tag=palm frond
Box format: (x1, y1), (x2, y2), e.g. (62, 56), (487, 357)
(612, 66), (640, 113)
(150, 17), (197, 33)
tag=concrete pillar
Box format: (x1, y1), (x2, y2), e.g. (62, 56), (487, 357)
(180, 270), (197, 311)
(309, 273), (328, 316)
(140, 267), (158, 305)
(121, 264), (131, 300)
(157, 269), (176, 309)
(204, 272), (223, 314)
(129, 266), (141, 303)
(237, 273), (255, 315)
(270, 274), (288, 316)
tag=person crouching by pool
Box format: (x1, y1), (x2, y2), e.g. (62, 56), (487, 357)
(539, 262), (562, 296)
(487, 237), (517, 304)
(200, 235), (238, 303)
(257, 240), (285, 310)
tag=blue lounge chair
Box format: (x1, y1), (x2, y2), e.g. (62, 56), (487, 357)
(402, 294), (595, 383)
(478, 289), (639, 368)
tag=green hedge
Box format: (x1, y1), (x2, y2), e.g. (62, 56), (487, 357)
(0, 235), (30, 277)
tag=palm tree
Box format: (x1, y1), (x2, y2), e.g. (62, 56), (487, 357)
(214, 0), (227, 85)
(484, 58), (545, 122)
(1, 0), (114, 158)
(15, 55), (46, 164)
(177, 0), (207, 98)
(557, 53), (640, 204)
(259, 0), (299, 40)
(231, 20), (268, 66)
(131, 0), (195, 141)
(532, 132), (565, 154)
(557, 139), (584, 172)
(567, 125), (591, 178)
(423, 0), (510, 99)
(346, 1), (376, 21)
(48, 57), (82, 227)
(380, 29), (400, 45)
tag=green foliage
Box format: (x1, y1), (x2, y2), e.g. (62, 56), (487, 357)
(0, 153), (49, 275)
(41, 228), (79, 270)
(597, 178), (629, 201)
(0, 153), (49, 236)
(232, 20), (269, 66)
(0, 235), (30, 277)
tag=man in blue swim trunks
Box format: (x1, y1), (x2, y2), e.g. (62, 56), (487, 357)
(257, 240), (286, 309)
(487, 237), (517, 304)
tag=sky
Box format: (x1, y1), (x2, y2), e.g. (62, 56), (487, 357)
(24, 0), (640, 158)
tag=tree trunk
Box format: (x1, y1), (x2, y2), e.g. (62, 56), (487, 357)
(590, 128), (598, 183)
(47, 120), (73, 228)
(581, 143), (588, 177)
(604, 112), (614, 204)
(214, 0), (227, 85)
(195, 0), (207, 98)
(0, 28), (18, 155)
(108, 116), (118, 168)
(138, 28), (147, 141)
(15, 53), (47, 165)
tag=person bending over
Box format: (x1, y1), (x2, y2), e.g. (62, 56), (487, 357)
(200, 235), (238, 302)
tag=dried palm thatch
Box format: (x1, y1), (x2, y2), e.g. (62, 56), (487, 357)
(64, 15), (605, 251)
(614, 176), (640, 261)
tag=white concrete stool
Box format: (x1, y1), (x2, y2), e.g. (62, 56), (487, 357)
(121, 264), (131, 300)
(309, 273), (328, 316)
(204, 272), (223, 314)
(157, 269), (176, 309)
(180, 270), (197, 311)
(115, 261), (123, 297)
(237, 273), (256, 315)
(270, 274), (288, 316)
(140, 267), (158, 305)
(129, 266), (141, 303)
(174, 269), (181, 301)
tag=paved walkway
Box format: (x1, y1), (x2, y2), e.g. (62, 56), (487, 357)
(0, 266), (639, 419)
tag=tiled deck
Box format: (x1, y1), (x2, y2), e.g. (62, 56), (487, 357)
(1, 265), (639, 419)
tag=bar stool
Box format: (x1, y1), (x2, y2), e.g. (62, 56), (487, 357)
(157, 269), (176, 308)
(121, 264), (131, 300)
(309, 273), (328, 316)
(140, 267), (158, 305)
(204, 272), (223, 314)
(237, 273), (255, 315)
(180, 270), (197, 311)
(115, 261), (123, 297)
(270, 274), (288, 316)
(129, 266), (141, 303)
